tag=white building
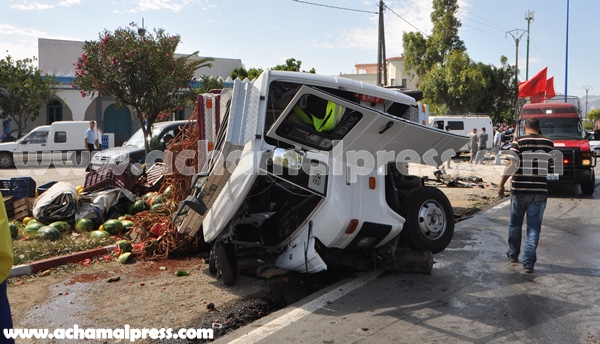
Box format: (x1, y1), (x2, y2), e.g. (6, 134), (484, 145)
(339, 56), (419, 90)
(11, 38), (242, 145)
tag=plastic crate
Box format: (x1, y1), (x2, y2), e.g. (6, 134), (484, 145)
(0, 180), (10, 189)
(83, 159), (138, 193)
(37, 181), (59, 195)
(7, 177), (36, 200)
(138, 162), (166, 193)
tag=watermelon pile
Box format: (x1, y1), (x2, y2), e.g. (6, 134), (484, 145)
(75, 218), (95, 233)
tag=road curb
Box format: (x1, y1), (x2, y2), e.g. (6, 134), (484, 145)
(9, 245), (116, 278)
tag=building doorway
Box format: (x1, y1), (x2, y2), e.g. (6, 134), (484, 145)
(47, 100), (63, 124)
(104, 104), (131, 146)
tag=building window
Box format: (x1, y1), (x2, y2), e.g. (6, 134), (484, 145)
(47, 100), (63, 124)
(401, 79), (408, 88)
(390, 78), (396, 86)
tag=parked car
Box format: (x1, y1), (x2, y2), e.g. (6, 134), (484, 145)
(588, 131), (600, 157)
(90, 120), (192, 169)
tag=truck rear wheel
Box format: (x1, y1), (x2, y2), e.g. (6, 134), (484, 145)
(215, 242), (237, 286)
(400, 186), (454, 254)
(0, 153), (14, 168)
(580, 171), (596, 196)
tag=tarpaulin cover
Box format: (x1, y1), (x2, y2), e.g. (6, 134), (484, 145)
(32, 182), (79, 223)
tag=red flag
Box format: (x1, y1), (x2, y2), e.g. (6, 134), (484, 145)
(518, 67), (548, 98)
(545, 76), (556, 99)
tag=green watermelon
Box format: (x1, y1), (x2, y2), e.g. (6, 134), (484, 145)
(117, 252), (132, 264)
(127, 203), (135, 215)
(89, 230), (110, 239)
(36, 226), (61, 240)
(9, 223), (18, 239)
(103, 219), (124, 235)
(163, 185), (173, 198)
(150, 203), (170, 216)
(133, 200), (150, 213)
(142, 192), (155, 202)
(23, 226), (39, 239)
(49, 221), (71, 234)
(121, 220), (134, 230)
(116, 240), (133, 253)
(151, 195), (165, 205)
(75, 218), (95, 232)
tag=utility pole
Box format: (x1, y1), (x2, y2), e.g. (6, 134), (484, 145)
(525, 10), (534, 80)
(376, 0), (387, 87)
(507, 29), (526, 122)
(583, 85), (592, 119)
(564, 0), (570, 102)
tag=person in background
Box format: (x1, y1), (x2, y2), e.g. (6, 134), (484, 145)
(94, 125), (105, 152)
(0, 196), (15, 343)
(475, 127), (489, 164)
(84, 121), (96, 153)
(493, 126), (503, 165)
(467, 128), (479, 164)
(498, 117), (554, 274)
(444, 125), (453, 169)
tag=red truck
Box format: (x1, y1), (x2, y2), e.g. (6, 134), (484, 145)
(516, 102), (596, 195)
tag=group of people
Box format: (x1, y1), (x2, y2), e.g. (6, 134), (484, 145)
(464, 125), (515, 165)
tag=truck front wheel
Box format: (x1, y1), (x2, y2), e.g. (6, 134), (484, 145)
(0, 153), (14, 168)
(400, 186), (454, 254)
(215, 242), (237, 286)
(580, 171), (596, 196)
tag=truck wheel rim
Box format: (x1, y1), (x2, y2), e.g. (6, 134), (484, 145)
(417, 199), (446, 240)
(0, 156), (9, 166)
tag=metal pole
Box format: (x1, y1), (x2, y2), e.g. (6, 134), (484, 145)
(525, 10), (534, 80)
(564, 0), (569, 102)
(507, 29), (526, 122)
(583, 85), (592, 119)
(377, 0), (384, 86)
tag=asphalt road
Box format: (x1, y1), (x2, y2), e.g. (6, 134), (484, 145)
(219, 170), (600, 344)
(0, 165), (97, 190)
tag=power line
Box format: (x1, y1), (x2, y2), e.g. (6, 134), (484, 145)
(461, 23), (504, 38)
(291, 0), (378, 14)
(384, 4), (428, 36)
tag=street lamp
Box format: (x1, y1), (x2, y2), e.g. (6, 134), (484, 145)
(583, 85), (592, 119)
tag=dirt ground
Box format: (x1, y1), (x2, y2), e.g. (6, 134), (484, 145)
(6, 157), (509, 342)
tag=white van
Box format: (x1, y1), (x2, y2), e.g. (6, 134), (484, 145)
(0, 121), (106, 168)
(429, 115), (494, 154)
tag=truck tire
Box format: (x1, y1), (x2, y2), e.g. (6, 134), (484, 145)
(71, 151), (83, 166)
(215, 242), (237, 286)
(580, 171), (596, 196)
(0, 153), (14, 168)
(208, 247), (217, 275)
(400, 186), (454, 254)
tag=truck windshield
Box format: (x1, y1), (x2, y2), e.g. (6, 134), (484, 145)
(518, 118), (585, 140)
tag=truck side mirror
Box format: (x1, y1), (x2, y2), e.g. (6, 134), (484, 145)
(21, 140), (29, 144)
(590, 135), (595, 140)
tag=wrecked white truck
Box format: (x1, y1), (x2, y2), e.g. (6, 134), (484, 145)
(173, 70), (467, 286)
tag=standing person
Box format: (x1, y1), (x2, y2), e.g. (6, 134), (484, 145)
(94, 125), (104, 152)
(493, 126), (503, 165)
(498, 117), (554, 273)
(475, 127), (489, 164)
(84, 121), (97, 172)
(467, 128), (479, 164)
(444, 125), (453, 169)
(0, 196), (15, 344)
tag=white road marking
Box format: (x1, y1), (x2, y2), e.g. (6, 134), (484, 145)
(227, 271), (380, 344)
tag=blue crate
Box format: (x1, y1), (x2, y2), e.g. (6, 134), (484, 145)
(8, 177), (36, 200)
(0, 180), (10, 189)
(37, 181), (58, 195)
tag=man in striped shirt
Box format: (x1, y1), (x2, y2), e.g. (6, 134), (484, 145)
(498, 117), (554, 273)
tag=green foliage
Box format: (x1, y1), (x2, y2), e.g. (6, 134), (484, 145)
(73, 23), (212, 153)
(587, 109), (600, 123)
(198, 75), (223, 93)
(584, 121), (594, 131)
(272, 58), (315, 73)
(0, 55), (59, 138)
(230, 67), (264, 80)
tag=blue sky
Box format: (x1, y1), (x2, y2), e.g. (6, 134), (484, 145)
(1, 0), (597, 98)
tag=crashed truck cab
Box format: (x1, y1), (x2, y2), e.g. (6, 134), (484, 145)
(173, 70), (467, 286)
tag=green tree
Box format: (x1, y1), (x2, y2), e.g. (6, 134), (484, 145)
(587, 109), (600, 127)
(230, 67), (264, 80)
(0, 55), (58, 138)
(402, 0), (464, 83)
(73, 23), (212, 153)
(272, 58), (315, 73)
(197, 75), (223, 93)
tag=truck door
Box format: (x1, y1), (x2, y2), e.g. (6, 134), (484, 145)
(266, 85), (467, 167)
(15, 130), (49, 165)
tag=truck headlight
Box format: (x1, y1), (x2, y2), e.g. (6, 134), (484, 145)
(583, 159), (591, 166)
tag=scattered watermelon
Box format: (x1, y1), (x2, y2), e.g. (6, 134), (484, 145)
(151, 195), (165, 205)
(127, 203), (135, 215)
(121, 220), (134, 231)
(133, 200), (150, 213)
(9, 223), (18, 239)
(142, 192), (156, 202)
(150, 203), (170, 216)
(36, 226), (61, 240)
(49, 221), (71, 234)
(103, 219), (124, 235)
(117, 252), (132, 264)
(116, 240), (133, 253)
(22, 216), (35, 225)
(24, 222), (44, 238)
(89, 230), (110, 239)
(163, 185), (173, 198)
(75, 218), (95, 232)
